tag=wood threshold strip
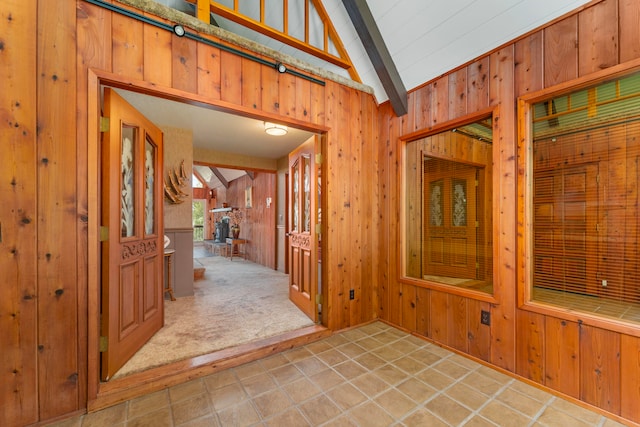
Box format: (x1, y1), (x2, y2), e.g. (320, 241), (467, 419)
(88, 325), (330, 412)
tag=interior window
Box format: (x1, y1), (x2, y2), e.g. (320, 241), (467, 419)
(523, 71), (640, 324)
(403, 118), (494, 295)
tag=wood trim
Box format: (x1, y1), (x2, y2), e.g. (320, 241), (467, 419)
(88, 325), (330, 411)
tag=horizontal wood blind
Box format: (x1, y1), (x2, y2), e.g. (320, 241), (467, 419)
(531, 72), (640, 309)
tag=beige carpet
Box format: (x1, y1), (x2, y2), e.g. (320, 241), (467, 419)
(112, 256), (314, 379)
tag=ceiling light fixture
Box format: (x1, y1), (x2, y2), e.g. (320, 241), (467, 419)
(275, 62), (287, 73)
(264, 122), (288, 136)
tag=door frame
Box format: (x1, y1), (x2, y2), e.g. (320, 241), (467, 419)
(86, 69), (328, 409)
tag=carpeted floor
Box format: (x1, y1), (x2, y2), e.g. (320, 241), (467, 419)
(112, 254), (314, 379)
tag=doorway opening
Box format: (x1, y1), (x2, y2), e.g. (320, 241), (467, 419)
(89, 73), (327, 401)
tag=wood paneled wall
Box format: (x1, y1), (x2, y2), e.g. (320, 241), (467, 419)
(5, 0), (640, 425)
(1, 1), (377, 425)
(379, 0), (640, 424)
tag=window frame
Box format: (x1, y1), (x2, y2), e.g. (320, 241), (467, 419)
(399, 107), (499, 304)
(517, 59), (640, 338)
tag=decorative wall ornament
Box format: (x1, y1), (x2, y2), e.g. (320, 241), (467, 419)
(164, 159), (188, 204)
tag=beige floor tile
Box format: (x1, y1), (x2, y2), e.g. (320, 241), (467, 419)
(126, 407), (173, 427)
(415, 368), (456, 390)
(252, 389), (293, 419)
(299, 394), (342, 425)
(401, 408), (449, 427)
(81, 403), (127, 427)
(396, 377), (437, 403)
(170, 379), (207, 403)
(202, 370), (238, 391)
(463, 415), (501, 427)
(233, 360), (267, 380)
(407, 348), (445, 366)
(460, 371), (504, 397)
(283, 346), (314, 363)
(48, 416), (82, 427)
(176, 414), (220, 427)
(534, 406), (596, 427)
(171, 393), (212, 425)
(433, 359), (472, 380)
(258, 353), (289, 371)
(480, 400), (533, 427)
(373, 363), (412, 386)
(324, 334), (350, 347)
(425, 394), (472, 425)
(354, 352), (387, 371)
(393, 355), (427, 375)
(239, 372), (277, 397)
(348, 401), (395, 427)
(208, 383), (248, 412)
(496, 387), (547, 417)
(293, 355), (328, 376)
(332, 360), (367, 380)
(370, 345), (404, 362)
(268, 363), (303, 386)
(263, 407), (310, 427)
(446, 382), (491, 410)
(355, 336), (385, 351)
(127, 390), (170, 419)
(351, 372), (391, 397)
(390, 337), (422, 354)
(316, 348), (349, 366)
(321, 414), (359, 426)
(308, 368), (345, 391)
(547, 398), (605, 424)
(335, 342), (368, 358)
(216, 400), (260, 426)
(374, 388), (416, 419)
(305, 339), (334, 354)
(325, 383), (367, 410)
(281, 377), (322, 404)
(508, 380), (554, 403)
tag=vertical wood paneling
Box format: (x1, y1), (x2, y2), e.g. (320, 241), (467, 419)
(278, 71), (296, 117)
(349, 89), (363, 325)
(466, 58), (489, 112)
(415, 287), (430, 338)
(295, 77), (311, 121)
(172, 35), (198, 93)
(76, 0), (113, 408)
(196, 42), (221, 100)
(620, 334), (640, 423)
(143, 15), (172, 87)
(377, 103), (393, 321)
(261, 68), (280, 115)
(241, 58), (262, 110)
(578, 0), (619, 76)
(220, 50), (242, 104)
(411, 84), (432, 131)
(544, 317), (579, 398)
(0, 1), (38, 425)
(430, 291), (448, 344)
(401, 285), (417, 332)
(387, 104), (402, 327)
(515, 311), (544, 383)
(580, 325), (621, 414)
(309, 79), (325, 125)
(544, 15), (578, 87)
(448, 294), (467, 352)
(448, 68), (467, 120)
(619, 0), (640, 62)
(467, 300), (490, 362)
(111, 12), (143, 80)
(360, 93), (376, 322)
(37, 0), (79, 419)
(431, 76), (449, 126)
(514, 32), (543, 97)
(489, 46), (516, 372)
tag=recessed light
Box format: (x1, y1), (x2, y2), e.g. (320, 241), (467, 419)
(275, 62), (287, 74)
(173, 24), (185, 37)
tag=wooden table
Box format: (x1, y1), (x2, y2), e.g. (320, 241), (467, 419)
(163, 248), (176, 301)
(225, 238), (247, 261)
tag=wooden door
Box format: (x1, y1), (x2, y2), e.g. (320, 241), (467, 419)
(100, 88), (164, 381)
(424, 164), (478, 280)
(288, 136), (319, 322)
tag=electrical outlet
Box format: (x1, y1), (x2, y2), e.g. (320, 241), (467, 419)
(349, 289), (354, 300)
(480, 310), (491, 326)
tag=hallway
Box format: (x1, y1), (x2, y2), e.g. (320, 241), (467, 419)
(50, 322), (623, 426)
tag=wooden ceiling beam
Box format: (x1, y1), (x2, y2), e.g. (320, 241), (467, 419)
(210, 167), (229, 189)
(342, 0), (407, 116)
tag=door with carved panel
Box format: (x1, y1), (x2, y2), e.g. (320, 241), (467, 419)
(424, 162), (479, 280)
(100, 88), (164, 381)
(288, 136), (319, 322)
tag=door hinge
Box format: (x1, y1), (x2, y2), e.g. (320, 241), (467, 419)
(100, 117), (110, 132)
(315, 153), (323, 164)
(315, 294), (322, 304)
(99, 336), (108, 352)
(100, 226), (109, 241)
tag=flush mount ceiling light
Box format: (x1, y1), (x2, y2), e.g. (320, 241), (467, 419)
(264, 122), (288, 136)
(173, 24), (185, 37)
(275, 62), (287, 73)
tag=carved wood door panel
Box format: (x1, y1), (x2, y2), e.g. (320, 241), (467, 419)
(100, 88), (164, 381)
(288, 136), (318, 322)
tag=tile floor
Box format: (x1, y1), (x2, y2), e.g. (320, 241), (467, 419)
(49, 322), (626, 427)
